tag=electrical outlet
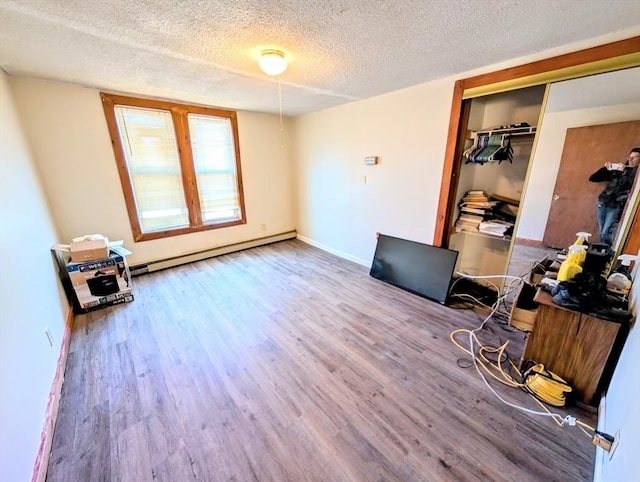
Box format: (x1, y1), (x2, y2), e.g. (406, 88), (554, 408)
(609, 430), (620, 460)
(261, 223), (267, 231)
(45, 327), (54, 347)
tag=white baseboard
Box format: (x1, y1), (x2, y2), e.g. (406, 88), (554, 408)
(593, 394), (606, 482)
(296, 235), (370, 267)
(132, 231), (298, 274)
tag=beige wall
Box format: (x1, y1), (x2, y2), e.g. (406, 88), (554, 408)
(10, 78), (296, 266)
(291, 75), (547, 265)
(0, 71), (69, 482)
(292, 78), (453, 265)
(293, 52), (640, 265)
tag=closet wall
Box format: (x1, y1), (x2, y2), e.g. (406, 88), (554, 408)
(449, 86), (546, 276)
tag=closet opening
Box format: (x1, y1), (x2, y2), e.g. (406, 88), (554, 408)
(448, 85), (546, 278)
(434, 36), (640, 274)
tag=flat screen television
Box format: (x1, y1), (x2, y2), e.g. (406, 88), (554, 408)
(370, 234), (459, 305)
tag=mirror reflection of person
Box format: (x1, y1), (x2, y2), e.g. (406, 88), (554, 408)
(589, 147), (640, 245)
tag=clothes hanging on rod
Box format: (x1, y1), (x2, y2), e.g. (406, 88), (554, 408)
(489, 135), (513, 164)
(466, 134), (513, 164)
(466, 134), (491, 164)
(463, 132), (479, 160)
(463, 124), (535, 164)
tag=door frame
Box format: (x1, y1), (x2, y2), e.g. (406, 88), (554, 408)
(434, 36), (640, 249)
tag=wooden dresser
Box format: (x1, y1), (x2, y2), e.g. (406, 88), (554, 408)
(521, 290), (630, 406)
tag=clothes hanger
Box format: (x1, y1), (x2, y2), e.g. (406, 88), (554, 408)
(463, 132), (479, 161)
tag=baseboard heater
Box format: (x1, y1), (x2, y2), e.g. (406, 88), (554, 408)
(129, 230), (297, 276)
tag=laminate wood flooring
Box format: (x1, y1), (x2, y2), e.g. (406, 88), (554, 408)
(507, 243), (560, 279)
(47, 239), (595, 482)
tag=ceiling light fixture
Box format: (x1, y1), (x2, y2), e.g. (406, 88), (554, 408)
(259, 49), (288, 76)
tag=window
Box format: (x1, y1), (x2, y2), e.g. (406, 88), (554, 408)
(101, 93), (246, 241)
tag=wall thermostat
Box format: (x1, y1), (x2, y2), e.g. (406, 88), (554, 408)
(364, 156), (378, 165)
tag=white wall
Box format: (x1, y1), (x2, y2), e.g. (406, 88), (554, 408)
(292, 78), (453, 265)
(598, 254), (640, 481)
(0, 71), (69, 482)
(9, 77), (296, 267)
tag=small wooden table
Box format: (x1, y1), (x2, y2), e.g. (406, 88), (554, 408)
(521, 290), (629, 406)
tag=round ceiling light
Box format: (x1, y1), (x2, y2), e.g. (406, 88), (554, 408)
(259, 49), (288, 76)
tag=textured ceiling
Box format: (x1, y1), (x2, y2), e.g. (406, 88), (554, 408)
(1, 0), (639, 116)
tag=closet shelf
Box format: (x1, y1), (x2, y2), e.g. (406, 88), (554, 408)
(453, 229), (512, 242)
(470, 125), (537, 137)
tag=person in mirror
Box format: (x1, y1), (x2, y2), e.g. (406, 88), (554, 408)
(589, 147), (640, 245)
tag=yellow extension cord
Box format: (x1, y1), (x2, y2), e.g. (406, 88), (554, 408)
(450, 328), (595, 433)
(521, 363), (572, 407)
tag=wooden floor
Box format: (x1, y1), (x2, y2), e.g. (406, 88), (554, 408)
(507, 243), (560, 279)
(47, 240), (595, 482)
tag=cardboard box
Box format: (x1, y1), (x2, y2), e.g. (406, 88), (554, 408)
(65, 246), (134, 313)
(53, 234), (124, 263)
(529, 255), (556, 285)
(510, 306), (537, 332)
(508, 282), (538, 332)
(69, 238), (109, 263)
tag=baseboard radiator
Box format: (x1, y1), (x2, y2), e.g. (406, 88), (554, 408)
(129, 230), (297, 276)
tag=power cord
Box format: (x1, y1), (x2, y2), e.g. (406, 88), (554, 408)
(449, 272), (525, 329)
(521, 361), (572, 407)
(448, 272), (601, 442)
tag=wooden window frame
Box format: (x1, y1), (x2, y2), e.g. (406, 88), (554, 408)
(101, 93), (246, 242)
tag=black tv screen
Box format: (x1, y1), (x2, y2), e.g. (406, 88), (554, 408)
(370, 234), (459, 305)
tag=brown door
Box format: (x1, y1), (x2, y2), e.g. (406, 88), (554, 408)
(543, 121), (640, 249)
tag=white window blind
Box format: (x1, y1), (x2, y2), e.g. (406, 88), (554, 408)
(114, 106), (189, 233)
(103, 92), (245, 241)
(188, 114), (241, 223)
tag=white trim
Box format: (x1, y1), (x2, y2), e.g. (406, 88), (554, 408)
(593, 394), (606, 482)
(135, 231), (297, 273)
(296, 235), (370, 267)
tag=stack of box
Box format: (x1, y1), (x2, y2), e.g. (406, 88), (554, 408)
(52, 235), (134, 313)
